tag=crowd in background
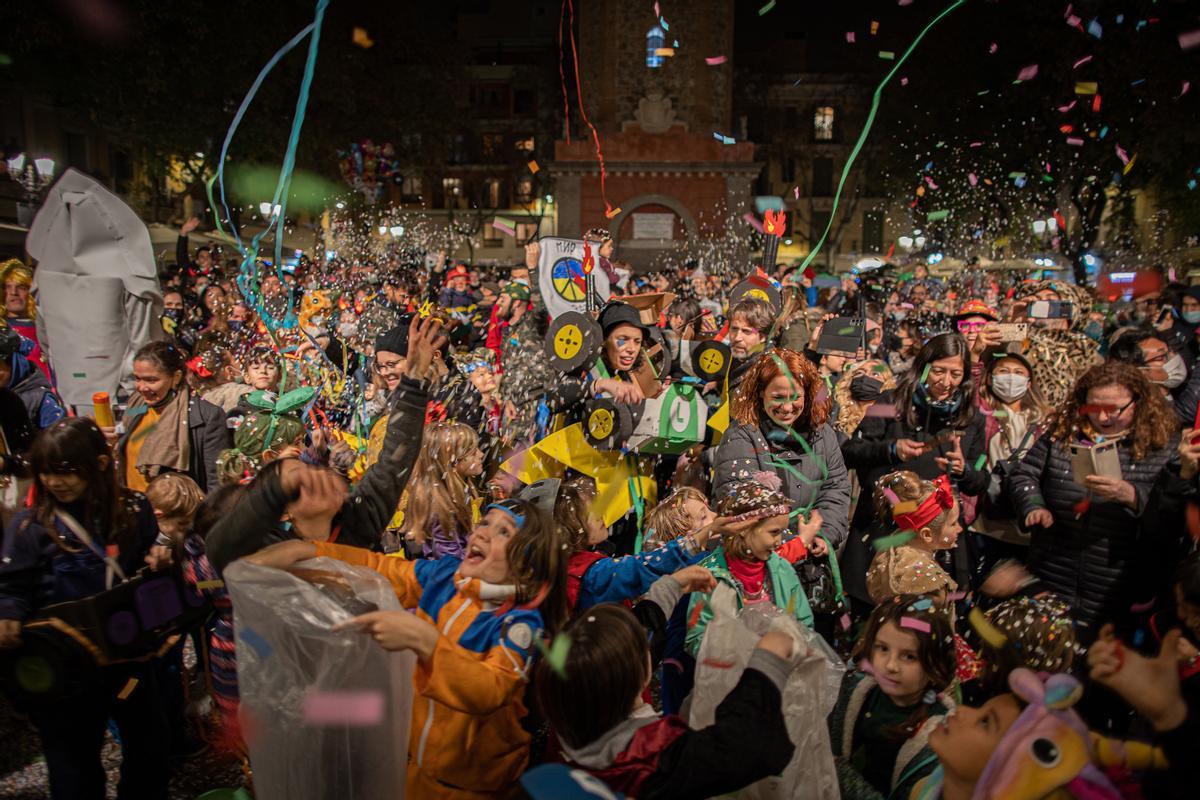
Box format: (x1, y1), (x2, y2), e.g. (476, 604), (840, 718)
(0, 217), (1199, 800)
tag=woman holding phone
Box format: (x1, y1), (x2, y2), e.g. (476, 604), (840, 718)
(1007, 361), (1179, 640)
(839, 333), (988, 610)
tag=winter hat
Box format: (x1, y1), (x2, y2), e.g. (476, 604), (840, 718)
(714, 482), (793, 523)
(598, 302), (650, 338)
(374, 314), (414, 357)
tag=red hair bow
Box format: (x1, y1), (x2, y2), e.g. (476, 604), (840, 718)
(893, 473), (955, 532)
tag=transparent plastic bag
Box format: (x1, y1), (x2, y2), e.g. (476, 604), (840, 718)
(225, 558), (416, 799)
(689, 584), (844, 800)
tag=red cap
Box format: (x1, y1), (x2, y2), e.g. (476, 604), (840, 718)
(446, 265), (469, 282)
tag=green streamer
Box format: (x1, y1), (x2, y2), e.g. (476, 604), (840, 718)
(799, 0), (967, 272)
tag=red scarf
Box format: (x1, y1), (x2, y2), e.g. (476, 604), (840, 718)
(727, 553), (766, 596)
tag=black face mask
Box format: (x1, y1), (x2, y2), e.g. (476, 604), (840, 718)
(849, 375), (884, 402)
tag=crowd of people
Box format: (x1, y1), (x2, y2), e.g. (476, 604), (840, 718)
(1, 217), (1199, 800)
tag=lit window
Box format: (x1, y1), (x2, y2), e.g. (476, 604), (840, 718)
(646, 25), (665, 68)
(484, 178), (503, 208)
(814, 106), (835, 141)
(481, 134), (504, 159)
(400, 176), (423, 203)
(515, 136), (535, 154)
(442, 177), (464, 208)
(515, 178), (534, 204)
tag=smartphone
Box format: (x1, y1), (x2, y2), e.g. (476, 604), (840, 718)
(816, 316), (863, 356)
(1070, 440), (1122, 484)
(995, 323), (1029, 342)
(1028, 300), (1074, 320)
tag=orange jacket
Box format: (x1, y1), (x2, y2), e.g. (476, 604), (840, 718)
(313, 541), (541, 798)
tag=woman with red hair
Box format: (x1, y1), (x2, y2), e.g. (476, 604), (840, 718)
(712, 347), (851, 556)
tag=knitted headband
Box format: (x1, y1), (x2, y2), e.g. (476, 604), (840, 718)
(726, 503), (791, 524)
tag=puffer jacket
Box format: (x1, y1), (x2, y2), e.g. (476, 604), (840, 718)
(1006, 432), (1179, 636)
(311, 541), (542, 799)
(712, 420), (852, 547)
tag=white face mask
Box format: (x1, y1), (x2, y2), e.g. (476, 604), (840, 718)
(991, 373), (1029, 403)
(1163, 353), (1188, 389)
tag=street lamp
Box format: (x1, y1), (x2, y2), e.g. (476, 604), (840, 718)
(7, 154), (57, 226)
(389, 225), (404, 236)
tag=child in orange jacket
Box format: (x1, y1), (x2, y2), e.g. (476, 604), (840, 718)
(244, 497), (569, 799)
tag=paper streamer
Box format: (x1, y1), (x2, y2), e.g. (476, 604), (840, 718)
(208, 0), (330, 332)
(969, 607), (1007, 648)
(705, 55), (727, 65)
(799, 0), (966, 274)
(900, 616), (931, 633)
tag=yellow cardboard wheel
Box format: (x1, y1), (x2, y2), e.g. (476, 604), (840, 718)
(693, 340), (732, 382)
(544, 312), (601, 372)
(583, 397), (635, 449)
(554, 323), (584, 360)
(588, 406), (614, 441)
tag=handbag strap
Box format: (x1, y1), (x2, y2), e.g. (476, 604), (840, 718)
(53, 509), (127, 590)
(996, 422), (1039, 472)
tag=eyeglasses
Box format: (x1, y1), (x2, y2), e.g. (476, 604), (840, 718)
(374, 358), (404, 374)
(1083, 399), (1135, 417)
(956, 320), (989, 333)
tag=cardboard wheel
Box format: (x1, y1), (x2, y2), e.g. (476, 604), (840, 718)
(729, 278), (781, 313)
(584, 398), (635, 450)
(692, 340), (732, 382)
(544, 312), (600, 373)
(645, 326), (672, 379)
(0, 626), (94, 705)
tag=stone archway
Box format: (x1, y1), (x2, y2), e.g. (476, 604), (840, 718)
(607, 193), (699, 244)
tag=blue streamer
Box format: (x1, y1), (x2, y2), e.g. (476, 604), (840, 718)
(211, 0), (330, 331)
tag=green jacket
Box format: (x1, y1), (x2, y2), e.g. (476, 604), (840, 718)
(685, 548), (814, 656)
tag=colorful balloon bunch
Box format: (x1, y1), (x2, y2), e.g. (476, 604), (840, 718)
(336, 139), (400, 204)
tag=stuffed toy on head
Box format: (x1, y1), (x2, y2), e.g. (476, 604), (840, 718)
(973, 669), (1120, 800)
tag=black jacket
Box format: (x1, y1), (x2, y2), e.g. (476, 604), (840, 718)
(839, 389), (988, 603)
(0, 388), (35, 478)
(1007, 432), (1179, 636)
(116, 393), (231, 494)
(206, 376), (430, 574)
